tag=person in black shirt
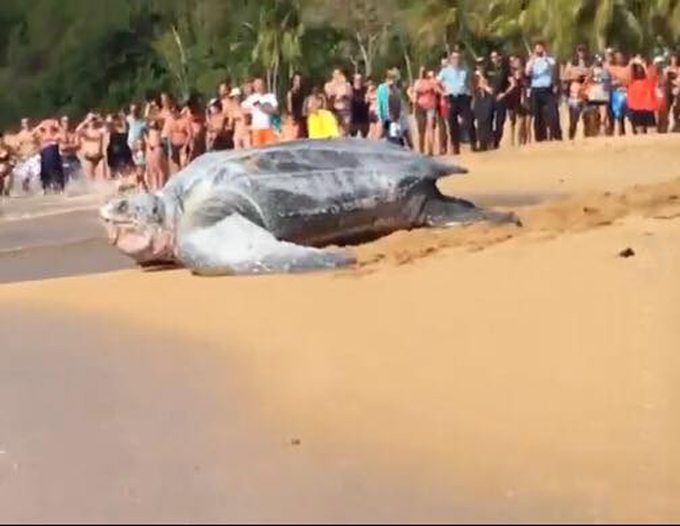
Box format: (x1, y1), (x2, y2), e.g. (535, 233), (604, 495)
(349, 74), (370, 138)
(473, 59), (495, 151)
(488, 50), (511, 148)
(286, 73), (308, 138)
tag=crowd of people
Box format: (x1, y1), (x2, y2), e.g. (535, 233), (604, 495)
(0, 39), (679, 196)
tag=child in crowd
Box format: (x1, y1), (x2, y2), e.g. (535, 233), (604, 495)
(132, 138), (148, 191)
(281, 115), (299, 142)
(307, 95), (340, 139)
(116, 138), (146, 194)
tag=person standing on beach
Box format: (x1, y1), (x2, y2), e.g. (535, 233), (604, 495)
(287, 73), (308, 139)
(586, 55), (612, 136)
(628, 56), (658, 135)
(472, 59), (496, 151)
(106, 112), (133, 178)
(564, 44), (590, 140)
(487, 50), (512, 148)
(145, 118), (167, 190)
(206, 99), (231, 151)
(377, 68), (409, 147)
(438, 49), (476, 154)
(226, 88), (250, 150)
(526, 40), (562, 142)
(242, 78), (278, 147)
(306, 94), (340, 139)
(665, 54), (680, 132)
(126, 104), (147, 152)
(0, 132), (15, 196)
(218, 81), (232, 113)
(325, 69), (352, 136)
(36, 118), (65, 193)
(349, 74), (370, 139)
(605, 50), (630, 136)
(161, 103), (193, 174)
(365, 79), (381, 140)
(412, 67), (438, 155)
(76, 113), (108, 181)
(184, 94), (207, 162)
(15, 118), (39, 161)
(59, 115), (79, 182)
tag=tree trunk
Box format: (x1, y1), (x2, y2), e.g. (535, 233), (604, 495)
(357, 32), (371, 78)
(349, 56), (359, 75)
(402, 41), (413, 87)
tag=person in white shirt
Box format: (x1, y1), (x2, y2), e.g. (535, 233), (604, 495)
(242, 78), (278, 146)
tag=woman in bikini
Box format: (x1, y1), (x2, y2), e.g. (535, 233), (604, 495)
(412, 67), (438, 155)
(76, 113), (108, 181)
(145, 118), (168, 190)
(225, 88), (250, 150)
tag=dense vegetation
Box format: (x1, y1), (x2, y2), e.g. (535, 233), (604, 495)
(1, 0), (679, 127)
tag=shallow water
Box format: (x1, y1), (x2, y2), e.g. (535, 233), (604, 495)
(0, 186), (131, 283)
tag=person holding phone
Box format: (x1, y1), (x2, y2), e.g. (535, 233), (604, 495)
(437, 49), (477, 154)
(525, 40), (562, 142)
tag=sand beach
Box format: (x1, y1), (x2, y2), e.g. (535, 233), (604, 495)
(0, 134), (679, 522)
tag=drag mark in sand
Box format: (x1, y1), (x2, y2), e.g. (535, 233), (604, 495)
(354, 177), (680, 269)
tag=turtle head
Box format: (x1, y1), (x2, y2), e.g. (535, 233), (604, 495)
(100, 192), (175, 266)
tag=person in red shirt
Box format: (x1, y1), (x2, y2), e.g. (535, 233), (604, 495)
(627, 56), (658, 134)
(412, 67), (439, 156)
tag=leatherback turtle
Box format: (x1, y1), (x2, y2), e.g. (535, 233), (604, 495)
(100, 139), (515, 275)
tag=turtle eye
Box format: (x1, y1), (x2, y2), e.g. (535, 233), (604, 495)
(116, 200), (129, 214)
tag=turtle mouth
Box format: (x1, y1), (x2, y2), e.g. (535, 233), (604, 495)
(103, 220), (132, 246)
(99, 213), (175, 265)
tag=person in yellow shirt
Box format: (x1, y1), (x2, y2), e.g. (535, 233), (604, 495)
(306, 95), (340, 139)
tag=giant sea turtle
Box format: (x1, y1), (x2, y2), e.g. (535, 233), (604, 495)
(100, 139), (516, 275)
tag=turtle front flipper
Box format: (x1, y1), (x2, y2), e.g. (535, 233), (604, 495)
(177, 213), (356, 276)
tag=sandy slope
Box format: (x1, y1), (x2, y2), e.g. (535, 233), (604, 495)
(1, 135), (679, 522)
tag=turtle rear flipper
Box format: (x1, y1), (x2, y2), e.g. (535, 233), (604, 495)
(177, 213), (355, 276)
(423, 194), (520, 227)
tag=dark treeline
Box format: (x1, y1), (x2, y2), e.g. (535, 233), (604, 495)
(1, 0), (679, 128)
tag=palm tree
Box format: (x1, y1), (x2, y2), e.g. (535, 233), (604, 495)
(250, 0), (304, 95)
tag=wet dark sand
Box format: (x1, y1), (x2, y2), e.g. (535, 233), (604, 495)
(0, 210), (131, 284)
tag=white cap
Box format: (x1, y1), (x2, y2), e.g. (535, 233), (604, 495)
(229, 87), (242, 97)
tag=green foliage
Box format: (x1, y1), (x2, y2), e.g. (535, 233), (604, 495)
(0, 0), (679, 128)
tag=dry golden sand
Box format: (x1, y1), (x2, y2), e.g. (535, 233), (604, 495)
(2, 134), (680, 521)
